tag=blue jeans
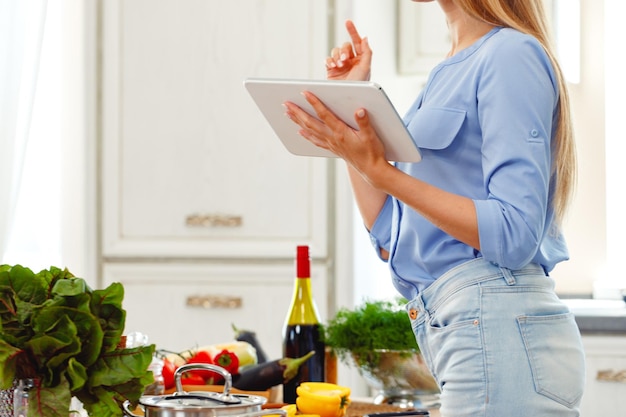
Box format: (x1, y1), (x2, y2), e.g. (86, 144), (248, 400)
(407, 258), (585, 417)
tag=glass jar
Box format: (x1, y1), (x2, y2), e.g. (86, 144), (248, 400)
(0, 380), (17, 417)
(13, 379), (37, 417)
(143, 356), (165, 395)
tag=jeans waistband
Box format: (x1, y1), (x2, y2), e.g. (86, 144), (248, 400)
(409, 258), (547, 317)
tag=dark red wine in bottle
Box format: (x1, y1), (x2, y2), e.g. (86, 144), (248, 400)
(282, 245), (325, 403)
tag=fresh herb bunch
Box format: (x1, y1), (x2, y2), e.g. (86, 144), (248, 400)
(0, 264), (155, 417)
(322, 299), (419, 371)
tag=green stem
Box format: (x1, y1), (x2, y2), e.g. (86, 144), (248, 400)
(280, 350), (316, 381)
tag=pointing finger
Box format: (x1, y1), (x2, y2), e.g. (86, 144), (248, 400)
(345, 20), (364, 55)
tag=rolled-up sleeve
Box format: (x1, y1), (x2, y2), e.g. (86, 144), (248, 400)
(368, 195), (394, 261)
(474, 38), (557, 269)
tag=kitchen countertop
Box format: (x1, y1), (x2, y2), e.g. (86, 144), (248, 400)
(562, 298), (626, 334)
(349, 398), (440, 417)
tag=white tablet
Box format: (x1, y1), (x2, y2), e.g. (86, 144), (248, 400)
(244, 78), (421, 162)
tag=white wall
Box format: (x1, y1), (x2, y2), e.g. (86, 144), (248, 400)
(602, 0), (626, 299)
(550, 0), (606, 295)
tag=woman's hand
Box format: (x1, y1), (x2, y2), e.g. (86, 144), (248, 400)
(284, 91), (388, 183)
(326, 20), (372, 81)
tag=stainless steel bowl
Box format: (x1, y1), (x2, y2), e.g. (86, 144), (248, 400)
(352, 349), (440, 408)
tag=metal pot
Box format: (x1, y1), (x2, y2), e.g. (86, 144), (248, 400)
(123, 363), (285, 417)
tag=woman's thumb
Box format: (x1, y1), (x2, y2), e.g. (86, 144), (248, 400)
(355, 108), (369, 128)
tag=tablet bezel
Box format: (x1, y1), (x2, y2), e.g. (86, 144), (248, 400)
(244, 78), (421, 163)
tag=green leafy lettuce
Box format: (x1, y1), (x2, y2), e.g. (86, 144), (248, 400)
(0, 265), (154, 416)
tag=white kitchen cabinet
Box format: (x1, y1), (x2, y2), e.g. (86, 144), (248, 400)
(98, 0), (335, 360)
(579, 335), (626, 416)
(101, 0), (331, 260)
(103, 262), (329, 359)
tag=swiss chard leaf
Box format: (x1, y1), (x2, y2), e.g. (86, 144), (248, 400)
(0, 265), (153, 416)
(0, 266), (47, 333)
(27, 377), (73, 417)
(88, 345), (155, 388)
(0, 340), (21, 389)
(51, 277), (87, 297)
(31, 305), (104, 368)
(65, 357), (89, 392)
(5, 265), (48, 306)
(90, 283), (126, 353)
(81, 386), (128, 417)
(25, 313), (80, 387)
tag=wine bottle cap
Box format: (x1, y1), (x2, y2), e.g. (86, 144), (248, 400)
(296, 245), (310, 278)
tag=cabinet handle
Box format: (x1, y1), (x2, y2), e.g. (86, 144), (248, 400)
(186, 295), (243, 309)
(596, 369), (626, 383)
(185, 214), (243, 227)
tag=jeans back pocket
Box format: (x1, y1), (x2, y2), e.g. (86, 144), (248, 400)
(517, 313), (585, 408)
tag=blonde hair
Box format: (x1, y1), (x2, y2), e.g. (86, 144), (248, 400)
(455, 0), (577, 223)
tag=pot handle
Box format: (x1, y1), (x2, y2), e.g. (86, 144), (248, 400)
(174, 363), (241, 404)
(122, 401), (142, 417)
(238, 409), (288, 417)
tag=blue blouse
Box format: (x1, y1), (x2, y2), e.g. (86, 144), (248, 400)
(368, 27), (569, 300)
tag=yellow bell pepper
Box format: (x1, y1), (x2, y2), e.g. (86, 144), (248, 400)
(281, 404), (298, 417)
(296, 382), (351, 417)
(266, 404), (319, 417)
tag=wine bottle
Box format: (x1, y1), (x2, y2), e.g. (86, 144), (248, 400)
(282, 245), (326, 403)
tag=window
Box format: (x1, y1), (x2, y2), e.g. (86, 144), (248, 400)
(2, 0), (92, 279)
(2, 0), (62, 270)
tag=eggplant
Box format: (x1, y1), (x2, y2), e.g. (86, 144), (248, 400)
(232, 350), (315, 391)
(232, 324), (269, 364)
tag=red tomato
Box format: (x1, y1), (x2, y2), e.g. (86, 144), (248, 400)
(187, 351), (213, 364)
(161, 358), (177, 390)
(213, 349), (239, 375)
(186, 350), (222, 383)
(180, 374), (206, 386)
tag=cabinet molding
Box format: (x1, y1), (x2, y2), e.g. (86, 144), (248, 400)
(103, 262), (329, 359)
(396, 0), (448, 75)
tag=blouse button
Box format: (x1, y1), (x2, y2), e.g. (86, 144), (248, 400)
(409, 308), (418, 320)
(530, 129), (539, 137)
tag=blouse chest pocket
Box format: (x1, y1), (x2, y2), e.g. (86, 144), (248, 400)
(406, 107), (467, 151)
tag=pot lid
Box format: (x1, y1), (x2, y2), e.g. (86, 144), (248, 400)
(139, 392), (266, 410)
(139, 363), (267, 410)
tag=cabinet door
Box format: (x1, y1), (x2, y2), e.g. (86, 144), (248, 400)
(101, 0), (330, 259)
(580, 336), (626, 417)
(103, 262), (328, 360)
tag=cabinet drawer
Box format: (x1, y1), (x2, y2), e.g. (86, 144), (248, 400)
(580, 335), (626, 417)
(103, 262), (328, 360)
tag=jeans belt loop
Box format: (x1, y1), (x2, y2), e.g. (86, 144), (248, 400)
(500, 266), (516, 286)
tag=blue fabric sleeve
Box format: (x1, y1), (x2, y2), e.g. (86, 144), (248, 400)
(368, 195), (394, 261)
(474, 37), (557, 269)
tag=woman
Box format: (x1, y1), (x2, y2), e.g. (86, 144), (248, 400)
(284, 0), (585, 416)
